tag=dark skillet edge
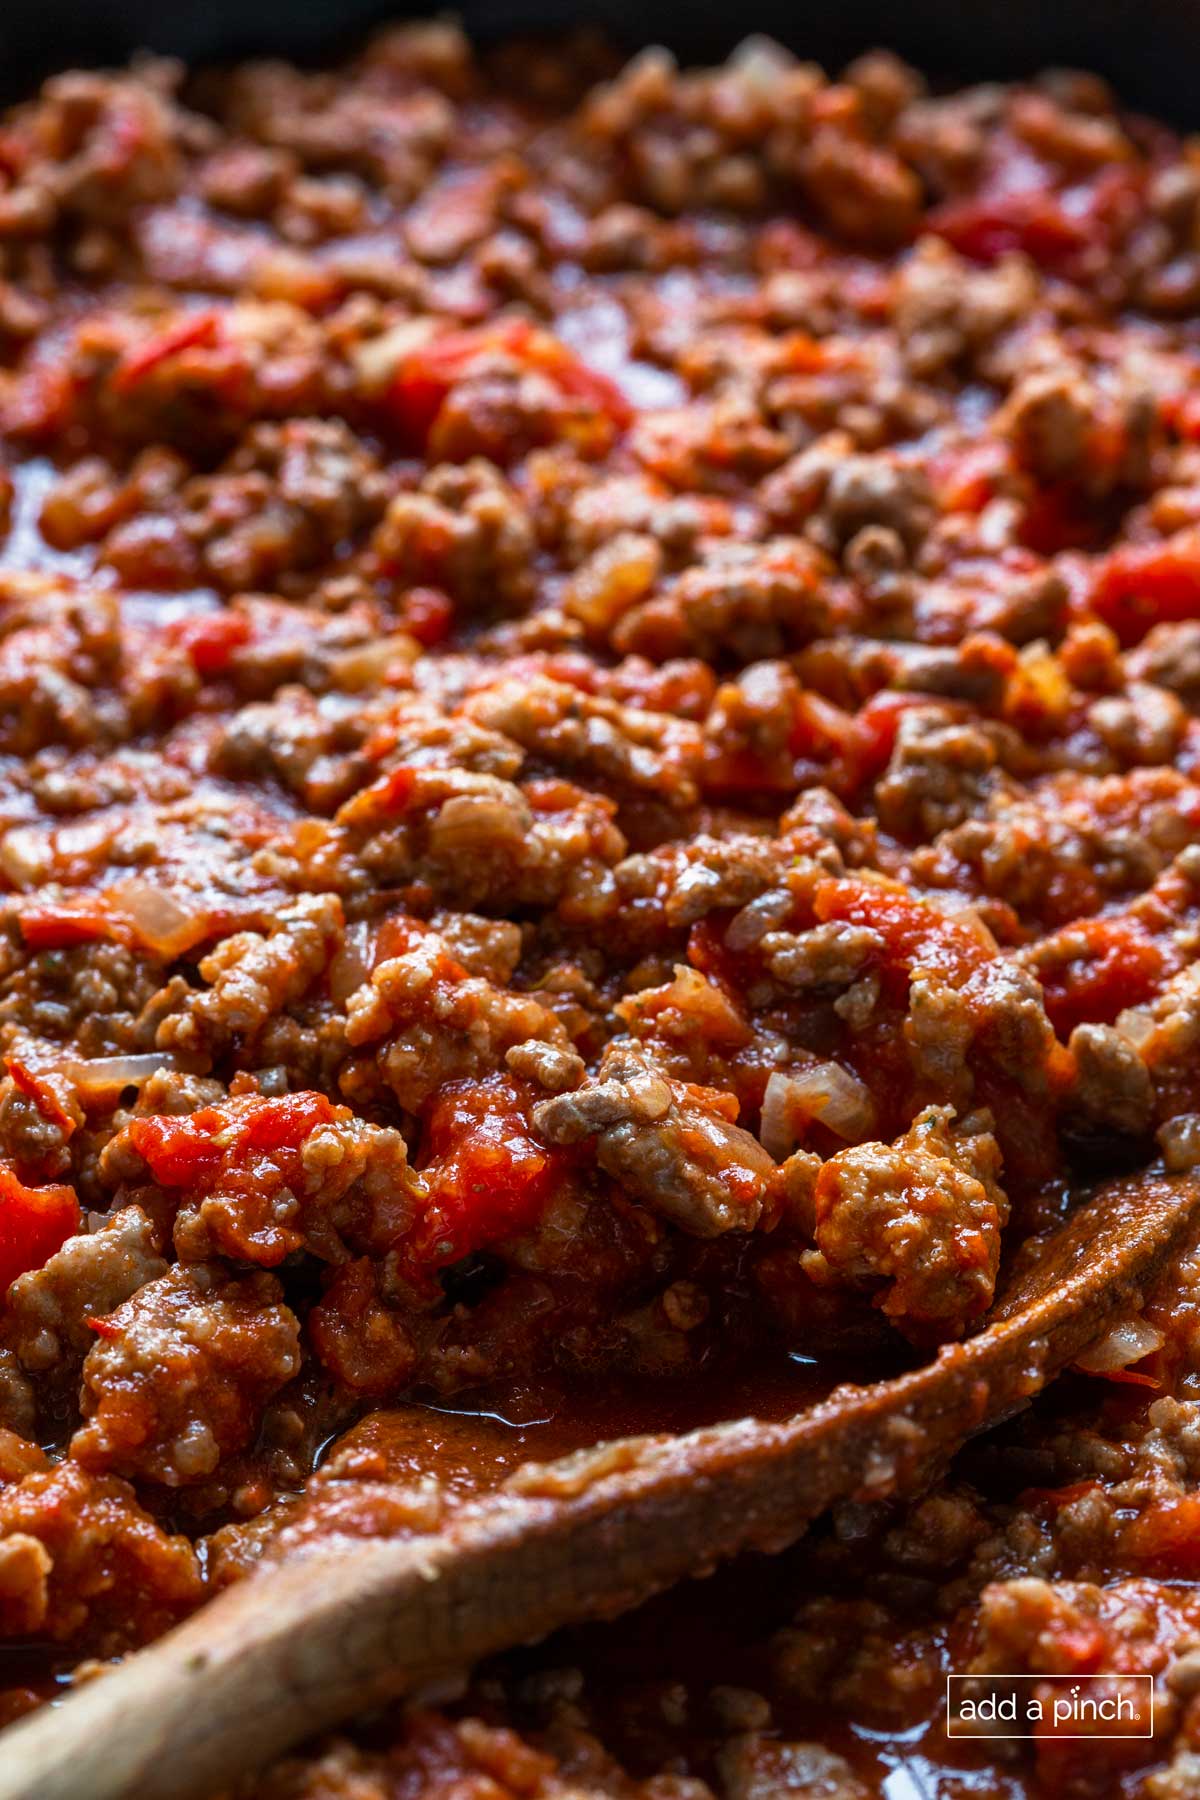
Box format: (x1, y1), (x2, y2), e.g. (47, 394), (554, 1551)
(2, 0), (1200, 124)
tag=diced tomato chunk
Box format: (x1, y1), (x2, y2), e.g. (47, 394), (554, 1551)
(3, 359), (75, 439)
(848, 691), (937, 786)
(308, 1259), (417, 1393)
(1091, 531), (1200, 645)
(0, 1166), (80, 1293)
(129, 1092), (338, 1188)
(1170, 390), (1200, 443)
(542, 341), (634, 424)
(5, 1055), (76, 1134)
(929, 166), (1139, 273)
(1119, 1491), (1200, 1576)
(127, 1113), (223, 1187)
(387, 319), (632, 447)
(373, 912), (433, 963)
(1042, 1620), (1110, 1675)
(1034, 918), (1165, 1037)
(238, 1091), (337, 1154)
(413, 1074), (564, 1268)
(686, 917), (759, 997)
(929, 190), (1092, 268)
(166, 610), (252, 677)
(815, 876), (993, 988)
(112, 311), (222, 392)
(399, 586), (454, 647)
(18, 901), (111, 951)
(338, 764), (419, 825)
(786, 691), (857, 763)
(389, 359), (450, 445)
(929, 440), (1013, 514)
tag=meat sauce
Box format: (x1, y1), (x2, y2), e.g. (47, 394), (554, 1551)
(3, 21), (1200, 1798)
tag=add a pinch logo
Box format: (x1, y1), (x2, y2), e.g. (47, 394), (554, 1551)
(947, 1674), (1154, 1739)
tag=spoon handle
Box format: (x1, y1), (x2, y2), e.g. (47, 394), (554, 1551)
(1, 1168), (1194, 1800)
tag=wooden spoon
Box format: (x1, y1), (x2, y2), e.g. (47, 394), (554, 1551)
(1, 1166), (1196, 1800)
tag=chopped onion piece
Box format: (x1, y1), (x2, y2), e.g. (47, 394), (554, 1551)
(1075, 1316), (1165, 1374)
(62, 1054), (175, 1094)
(0, 827), (49, 888)
(760, 1063), (875, 1159)
(352, 318), (437, 392)
(1116, 1006), (1156, 1050)
(329, 921), (376, 1005)
(107, 879), (212, 959)
(1159, 1113), (1200, 1173)
(329, 635), (419, 691)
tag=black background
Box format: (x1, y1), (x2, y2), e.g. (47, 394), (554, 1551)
(1, 0), (1199, 119)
